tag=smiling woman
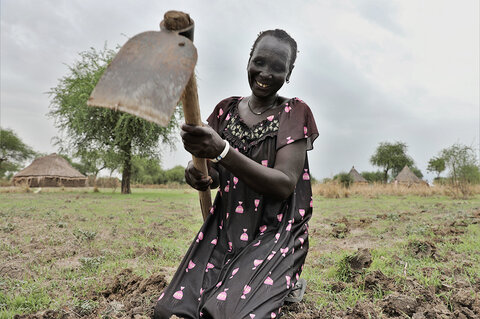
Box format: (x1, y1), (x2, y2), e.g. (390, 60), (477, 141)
(154, 29), (318, 319)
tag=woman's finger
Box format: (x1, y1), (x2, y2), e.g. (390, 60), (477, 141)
(181, 123), (210, 136)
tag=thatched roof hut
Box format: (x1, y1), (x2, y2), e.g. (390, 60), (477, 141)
(13, 153), (87, 187)
(349, 166), (368, 183)
(393, 165), (422, 185)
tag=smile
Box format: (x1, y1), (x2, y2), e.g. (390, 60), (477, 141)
(256, 81), (269, 88)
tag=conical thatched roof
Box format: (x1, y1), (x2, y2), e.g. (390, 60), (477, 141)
(13, 153), (86, 187)
(394, 165), (421, 183)
(349, 166), (367, 183)
(14, 153), (85, 178)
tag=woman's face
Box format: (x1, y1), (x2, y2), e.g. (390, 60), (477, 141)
(248, 35), (292, 99)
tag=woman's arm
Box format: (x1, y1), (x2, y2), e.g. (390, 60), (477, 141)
(181, 124), (306, 199)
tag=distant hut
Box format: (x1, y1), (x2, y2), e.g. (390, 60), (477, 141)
(393, 165), (423, 186)
(13, 153), (87, 187)
(348, 166), (368, 184)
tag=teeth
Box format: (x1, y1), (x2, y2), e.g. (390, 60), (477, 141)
(256, 81), (268, 88)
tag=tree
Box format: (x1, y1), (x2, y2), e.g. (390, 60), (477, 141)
(441, 143), (479, 189)
(427, 156), (446, 178)
(361, 171), (384, 183)
(458, 164), (480, 184)
(0, 128), (36, 178)
(74, 150), (113, 185)
(411, 166), (423, 179)
(48, 45), (181, 194)
(370, 141), (414, 183)
(164, 165), (186, 184)
(58, 151), (111, 187)
(131, 156), (165, 184)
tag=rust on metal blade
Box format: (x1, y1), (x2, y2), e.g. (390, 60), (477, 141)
(87, 30), (197, 126)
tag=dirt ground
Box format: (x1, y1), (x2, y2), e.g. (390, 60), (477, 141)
(2, 190), (479, 318)
(12, 265), (480, 319)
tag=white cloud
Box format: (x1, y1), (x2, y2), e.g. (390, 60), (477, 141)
(1, 0), (478, 182)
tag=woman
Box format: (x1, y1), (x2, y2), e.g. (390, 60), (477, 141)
(154, 29), (318, 319)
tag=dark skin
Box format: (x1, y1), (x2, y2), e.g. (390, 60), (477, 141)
(182, 35), (306, 200)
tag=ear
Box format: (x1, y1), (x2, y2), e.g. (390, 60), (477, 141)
(286, 65), (294, 82)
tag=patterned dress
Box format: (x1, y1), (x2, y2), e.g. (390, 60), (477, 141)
(154, 96), (318, 319)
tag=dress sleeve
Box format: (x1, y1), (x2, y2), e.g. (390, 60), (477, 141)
(276, 98), (318, 151)
(206, 96), (239, 134)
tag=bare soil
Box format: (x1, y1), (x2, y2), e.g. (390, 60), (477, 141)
(2, 190), (479, 318)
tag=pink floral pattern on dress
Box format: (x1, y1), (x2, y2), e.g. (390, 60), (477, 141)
(303, 169), (310, 180)
(233, 177), (239, 189)
(240, 229), (249, 241)
(196, 232), (204, 243)
(205, 263), (214, 272)
(230, 268), (239, 279)
(173, 287), (184, 300)
(267, 251), (276, 260)
(241, 285), (251, 299)
(299, 209), (305, 220)
(224, 181), (230, 192)
(186, 260), (196, 272)
(217, 288), (228, 301)
(264, 276), (274, 285)
(252, 259), (263, 270)
(235, 201), (244, 213)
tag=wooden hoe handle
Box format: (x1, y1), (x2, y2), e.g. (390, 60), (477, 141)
(163, 11), (212, 221)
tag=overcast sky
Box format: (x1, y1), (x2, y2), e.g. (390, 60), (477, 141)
(1, 0), (479, 182)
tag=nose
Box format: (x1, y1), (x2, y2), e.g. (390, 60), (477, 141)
(259, 70), (273, 80)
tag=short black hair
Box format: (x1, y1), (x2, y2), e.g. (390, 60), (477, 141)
(249, 29), (298, 72)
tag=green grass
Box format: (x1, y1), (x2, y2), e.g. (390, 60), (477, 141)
(0, 279), (52, 319)
(0, 188), (479, 317)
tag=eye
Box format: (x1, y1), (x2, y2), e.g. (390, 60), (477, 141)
(253, 59), (264, 66)
(272, 63), (286, 72)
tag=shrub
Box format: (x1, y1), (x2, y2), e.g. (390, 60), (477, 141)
(95, 177), (120, 189)
(164, 165), (186, 184)
(334, 172), (353, 189)
(361, 171), (384, 183)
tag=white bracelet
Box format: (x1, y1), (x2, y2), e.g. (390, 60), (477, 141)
(210, 140), (230, 163)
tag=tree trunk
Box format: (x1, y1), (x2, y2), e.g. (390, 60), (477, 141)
(121, 143), (132, 194)
(383, 169), (389, 184)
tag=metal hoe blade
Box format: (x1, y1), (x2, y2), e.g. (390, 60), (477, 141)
(87, 30), (197, 126)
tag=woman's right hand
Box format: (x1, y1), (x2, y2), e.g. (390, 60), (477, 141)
(185, 160), (213, 191)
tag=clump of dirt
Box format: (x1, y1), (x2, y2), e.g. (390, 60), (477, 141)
(282, 300), (324, 319)
(99, 268), (167, 318)
(414, 303), (451, 319)
(348, 248), (372, 272)
(432, 225), (465, 237)
(133, 245), (162, 258)
(451, 288), (480, 319)
(381, 293), (418, 316)
(13, 310), (68, 319)
(344, 301), (379, 319)
(407, 240), (436, 259)
(330, 281), (347, 292)
(337, 249), (372, 282)
(331, 219), (349, 238)
(363, 270), (396, 292)
(353, 217), (374, 227)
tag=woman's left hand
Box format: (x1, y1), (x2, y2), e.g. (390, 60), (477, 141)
(181, 123), (225, 159)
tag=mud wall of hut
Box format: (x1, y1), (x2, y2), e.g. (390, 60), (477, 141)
(13, 176), (86, 187)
